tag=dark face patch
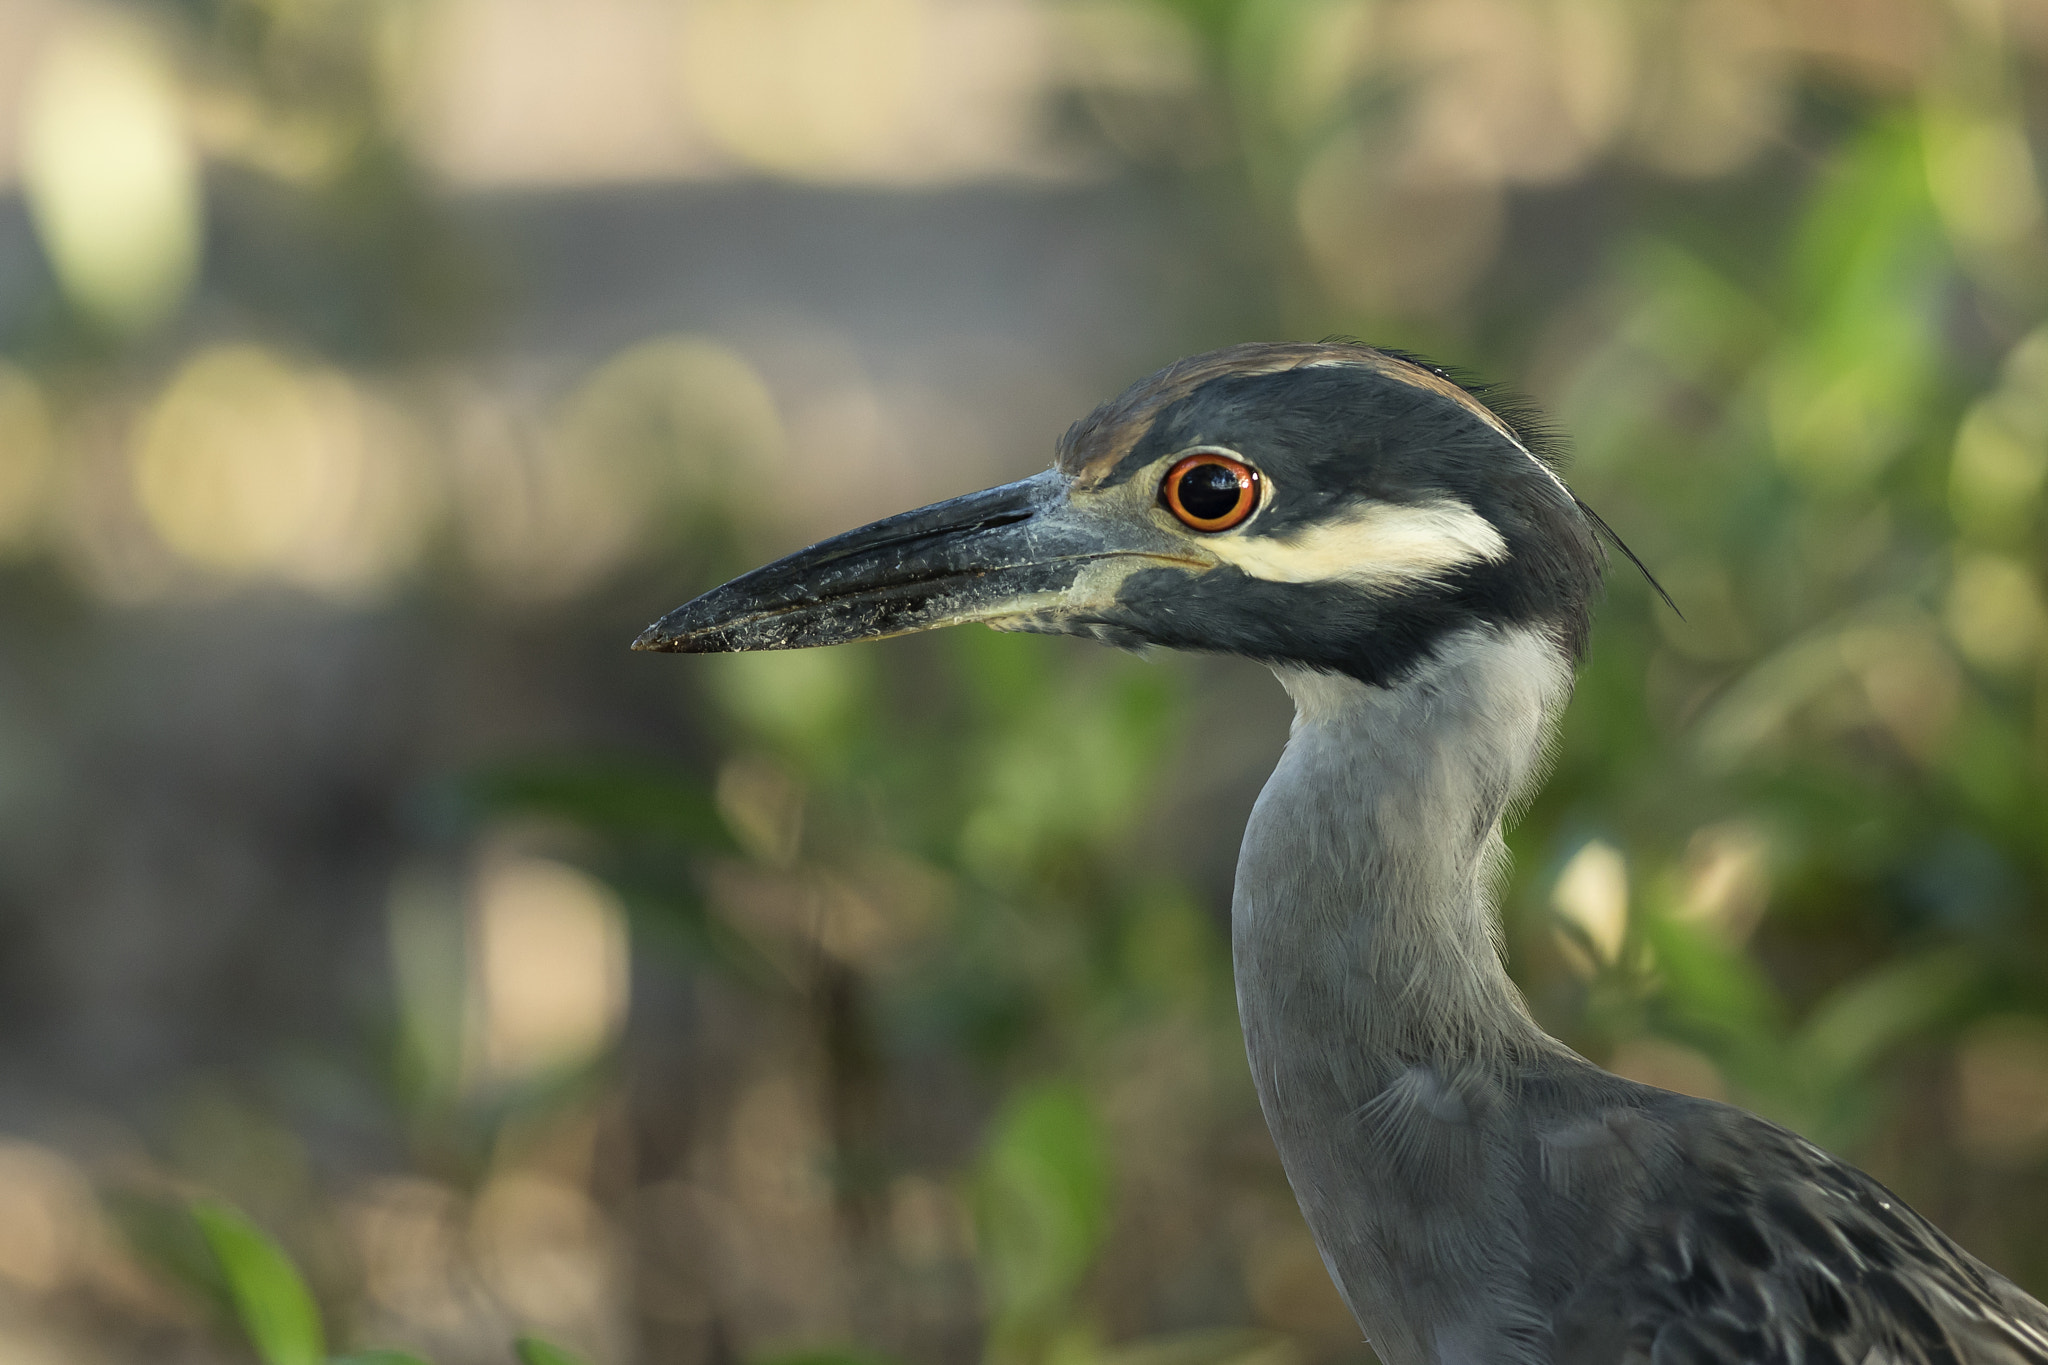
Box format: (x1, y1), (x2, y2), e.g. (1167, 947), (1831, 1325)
(1053, 349), (1604, 686)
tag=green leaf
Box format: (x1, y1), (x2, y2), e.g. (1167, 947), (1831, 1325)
(515, 1338), (593, 1365)
(1797, 946), (1980, 1087)
(971, 1082), (1110, 1327)
(334, 1353), (434, 1365)
(1643, 912), (1786, 1042)
(103, 1188), (235, 1317)
(190, 1199), (325, 1365)
(460, 759), (733, 850)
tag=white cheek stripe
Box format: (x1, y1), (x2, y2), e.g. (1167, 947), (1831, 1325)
(1207, 498), (1507, 587)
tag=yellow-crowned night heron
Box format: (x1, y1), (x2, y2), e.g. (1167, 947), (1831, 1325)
(636, 343), (2048, 1365)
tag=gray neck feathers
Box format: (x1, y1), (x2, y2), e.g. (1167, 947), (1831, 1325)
(1234, 623), (1568, 1073)
(1230, 624), (1575, 1364)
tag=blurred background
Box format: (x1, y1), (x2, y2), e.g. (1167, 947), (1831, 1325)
(0, 0), (2046, 1361)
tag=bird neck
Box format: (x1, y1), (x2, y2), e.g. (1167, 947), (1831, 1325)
(1228, 625), (1574, 1362)
(1232, 624), (1568, 1081)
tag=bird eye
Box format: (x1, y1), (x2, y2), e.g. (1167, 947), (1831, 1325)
(1162, 453), (1260, 532)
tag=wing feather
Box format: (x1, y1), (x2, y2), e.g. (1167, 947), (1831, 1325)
(1533, 1086), (2048, 1365)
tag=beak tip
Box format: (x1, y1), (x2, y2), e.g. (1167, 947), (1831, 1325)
(631, 471), (1079, 658)
(631, 617), (693, 652)
(635, 593), (760, 653)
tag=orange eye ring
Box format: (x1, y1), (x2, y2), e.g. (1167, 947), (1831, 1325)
(1162, 452), (1260, 532)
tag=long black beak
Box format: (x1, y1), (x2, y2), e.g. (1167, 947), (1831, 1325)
(633, 469), (1193, 653)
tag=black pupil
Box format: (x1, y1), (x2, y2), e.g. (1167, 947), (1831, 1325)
(1178, 463), (1244, 521)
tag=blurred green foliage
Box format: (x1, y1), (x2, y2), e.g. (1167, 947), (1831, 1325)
(196, 1199), (329, 1365)
(195, 1197), (585, 1365)
(5, 0), (2048, 1362)
(972, 1084), (1110, 1358)
(513, 1338), (595, 1365)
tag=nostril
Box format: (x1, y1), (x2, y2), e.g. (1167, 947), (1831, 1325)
(864, 509), (1033, 557)
(961, 510), (1033, 535)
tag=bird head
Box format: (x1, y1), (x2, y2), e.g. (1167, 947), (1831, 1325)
(634, 342), (1614, 687)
